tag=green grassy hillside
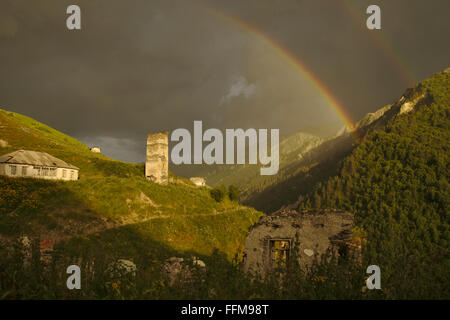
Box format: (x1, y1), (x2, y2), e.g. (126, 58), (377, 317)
(0, 109), (262, 262)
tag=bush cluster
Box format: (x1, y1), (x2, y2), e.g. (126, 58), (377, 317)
(210, 185), (240, 202)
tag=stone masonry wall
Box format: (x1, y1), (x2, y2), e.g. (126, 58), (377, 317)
(146, 132), (168, 184)
(242, 209), (355, 277)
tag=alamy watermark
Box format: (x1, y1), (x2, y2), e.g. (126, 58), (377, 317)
(366, 265), (381, 289)
(171, 121), (279, 175)
(66, 265), (81, 289)
(66, 4), (381, 31)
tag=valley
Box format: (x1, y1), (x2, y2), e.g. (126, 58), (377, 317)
(0, 69), (448, 299)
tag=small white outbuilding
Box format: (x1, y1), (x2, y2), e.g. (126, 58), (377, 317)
(0, 150), (79, 181)
(190, 177), (206, 187)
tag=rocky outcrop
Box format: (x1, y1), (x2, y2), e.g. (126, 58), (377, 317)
(399, 93), (426, 115)
(355, 105), (392, 128)
(107, 259), (137, 279)
(161, 256), (206, 285)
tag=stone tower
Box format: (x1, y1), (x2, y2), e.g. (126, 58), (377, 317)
(145, 132), (168, 184)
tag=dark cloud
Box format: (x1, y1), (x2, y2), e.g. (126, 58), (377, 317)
(1, 0), (449, 162)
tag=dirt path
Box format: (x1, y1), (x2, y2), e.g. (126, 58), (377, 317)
(107, 207), (241, 230)
(0, 206), (251, 246)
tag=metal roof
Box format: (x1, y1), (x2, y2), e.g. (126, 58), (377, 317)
(0, 150), (79, 170)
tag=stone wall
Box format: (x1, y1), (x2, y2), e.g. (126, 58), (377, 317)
(145, 132), (169, 184)
(242, 209), (355, 277)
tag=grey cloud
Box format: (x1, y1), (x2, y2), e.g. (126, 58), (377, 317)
(0, 0), (449, 163)
(220, 75), (257, 106)
(78, 135), (145, 164)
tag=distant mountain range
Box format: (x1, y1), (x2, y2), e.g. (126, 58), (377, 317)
(170, 97), (420, 210)
(246, 69), (449, 213)
(170, 130), (324, 192)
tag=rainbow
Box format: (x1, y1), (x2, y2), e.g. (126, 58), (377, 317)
(201, 5), (357, 134)
(340, 0), (417, 86)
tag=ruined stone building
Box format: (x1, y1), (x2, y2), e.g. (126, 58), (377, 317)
(145, 132), (168, 184)
(242, 209), (356, 276)
(0, 150), (79, 181)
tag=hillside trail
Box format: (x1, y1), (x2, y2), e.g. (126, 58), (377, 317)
(70, 206), (247, 242)
(0, 206), (249, 247)
(114, 207), (239, 226)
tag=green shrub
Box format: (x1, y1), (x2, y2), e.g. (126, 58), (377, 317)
(228, 185), (240, 202)
(210, 186), (227, 202)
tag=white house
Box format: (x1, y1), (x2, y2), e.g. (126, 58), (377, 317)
(189, 177), (206, 187)
(0, 150), (79, 181)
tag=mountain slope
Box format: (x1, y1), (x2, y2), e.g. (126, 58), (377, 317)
(0, 109), (262, 261)
(171, 130), (325, 196)
(245, 70), (449, 213)
(257, 69), (450, 298)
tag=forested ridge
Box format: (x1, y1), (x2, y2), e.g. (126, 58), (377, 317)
(295, 71), (450, 297)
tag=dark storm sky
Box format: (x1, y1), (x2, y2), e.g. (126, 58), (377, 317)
(0, 0), (449, 162)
